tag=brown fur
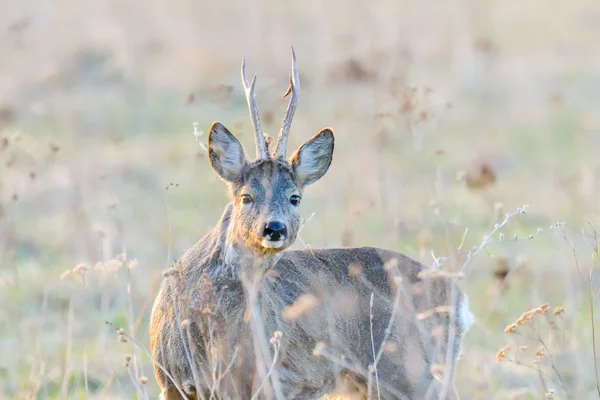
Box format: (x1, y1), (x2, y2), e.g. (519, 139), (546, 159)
(150, 57), (471, 400)
(150, 205), (470, 399)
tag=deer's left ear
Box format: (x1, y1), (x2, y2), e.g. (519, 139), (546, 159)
(289, 128), (334, 187)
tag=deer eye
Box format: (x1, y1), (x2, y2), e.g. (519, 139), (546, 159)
(290, 195), (301, 206)
(241, 194), (253, 204)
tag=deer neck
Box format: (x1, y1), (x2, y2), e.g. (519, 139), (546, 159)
(207, 203), (281, 285)
(225, 230), (281, 282)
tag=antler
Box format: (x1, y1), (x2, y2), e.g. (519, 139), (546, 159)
(273, 47), (300, 159)
(241, 57), (269, 159)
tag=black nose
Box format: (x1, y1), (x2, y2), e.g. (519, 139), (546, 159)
(263, 221), (287, 241)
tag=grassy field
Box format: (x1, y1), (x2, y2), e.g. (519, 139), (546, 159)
(1, 0), (600, 398)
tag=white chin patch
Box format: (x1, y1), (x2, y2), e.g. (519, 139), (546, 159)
(261, 239), (284, 249)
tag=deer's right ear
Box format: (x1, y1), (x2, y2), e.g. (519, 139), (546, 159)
(208, 122), (247, 182)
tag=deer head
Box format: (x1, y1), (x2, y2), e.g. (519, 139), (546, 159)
(207, 48), (335, 257)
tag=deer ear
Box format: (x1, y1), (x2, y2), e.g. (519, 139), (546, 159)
(208, 122), (247, 182)
(290, 128), (334, 187)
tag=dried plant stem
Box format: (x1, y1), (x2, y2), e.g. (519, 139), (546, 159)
(164, 189), (173, 273)
(590, 291), (600, 398)
(213, 347), (240, 390)
(125, 267), (148, 400)
(536, 335), (566, 392)
(537, 367), (548, 394)
(106, 322), (189, 400)
(368, 293), (381, 400)
(60, 299), (74, 398)
(183, 324), (207, 400)
(587, 227), (600, 398)
(251, 339), (281, 400)
(126, 359), (144, 395)
(504, 357), (555, 383)
(84, 352), (89, 398)
(296, 211), (316, 248)
(564, 231), (600, 397)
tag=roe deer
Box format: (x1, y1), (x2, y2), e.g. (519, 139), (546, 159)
(150, 48), (473, 400)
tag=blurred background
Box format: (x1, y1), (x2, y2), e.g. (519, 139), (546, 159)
(1, 0), (600, 398)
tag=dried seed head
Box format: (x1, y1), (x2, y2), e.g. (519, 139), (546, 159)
(537, 304), (550, 315)
(348, 263), (363, 277)
(313, 342), (325, 357)
(282, 294), (318, 321)
(383, 341), (398, 354)
(430, 363), (445, 381)
(181, 319), (191, 329)
(535, 347), (544, 357)
(270, 330), (283, 344)
(163, 266), (180, 278)
(73, 263), (89, 276)
(496, 345), (510, 363)
(553, 306), (565, 316)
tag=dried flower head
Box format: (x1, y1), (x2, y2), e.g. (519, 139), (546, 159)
(313, 342), (326, 357)
(282, 294), (318, 321)
(163, 267), (178, 278)
(383, 341), (398, 354)
(496, 345), (510, 363)
(127, 259), (138, 269)
(508, 303), (552, 332)
(73, 263), (89, 276)
(553, 306), (565, 316)
(535, 347), (544, 357)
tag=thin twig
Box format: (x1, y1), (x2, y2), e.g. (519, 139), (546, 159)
(84, 351), (89, 398)
(60, 299), (74, 398)
(564, 230), (600, 397)
(585, 227), (600, 398)
(369, 293), (381, 400)
(251, 338), (281, 400)
(125, 266), (148, 400)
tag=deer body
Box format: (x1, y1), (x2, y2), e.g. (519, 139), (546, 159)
(150, 50), (472, 400)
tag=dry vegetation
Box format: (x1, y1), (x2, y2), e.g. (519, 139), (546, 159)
(1, 0), (600, 398)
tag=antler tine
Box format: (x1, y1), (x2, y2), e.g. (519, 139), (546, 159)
(273, 47), (300, 158)
(241, 57), (268, 159)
